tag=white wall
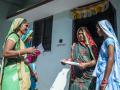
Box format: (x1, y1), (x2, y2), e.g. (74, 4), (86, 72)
(1, 0), (120, 90)
(0, 1), (20, 56)
(35, 11), (72, 90)
(110, 0), (120, 41)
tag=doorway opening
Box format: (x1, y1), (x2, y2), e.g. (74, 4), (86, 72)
(72, 2), (116, 51)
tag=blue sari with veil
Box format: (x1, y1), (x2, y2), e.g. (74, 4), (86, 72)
(93, 20), (120, 90)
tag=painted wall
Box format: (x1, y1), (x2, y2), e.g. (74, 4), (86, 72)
(0, 0), (120, 90)
(35, 11), (72, 90)
(110, 0), (120, 41)
(0, 1), (20, 56)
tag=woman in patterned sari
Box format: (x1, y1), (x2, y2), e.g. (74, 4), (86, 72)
(93, 20), (120, 90)
(69, 27), (98, 90)
(2, 18), (38, 90)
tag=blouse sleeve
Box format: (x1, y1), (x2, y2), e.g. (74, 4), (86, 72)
(7, 33), (19, 43)
(106, 38), (115, 47)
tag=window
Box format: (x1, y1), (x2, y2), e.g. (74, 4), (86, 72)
(33, 16), (53, 51)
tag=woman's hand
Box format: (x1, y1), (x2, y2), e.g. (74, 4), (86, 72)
(78, 62), (87, 70)
(60, 58), (73, 65)
(61, 59), (67, 65)
(100, 79), (108, 90)
(77, 59), (87, 69)
(26, 47), (38, 54)
(100, 83), (107, 90)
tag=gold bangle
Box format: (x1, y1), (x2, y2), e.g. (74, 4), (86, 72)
(18, 50), (20, 57)
(24, 50), (27, 54)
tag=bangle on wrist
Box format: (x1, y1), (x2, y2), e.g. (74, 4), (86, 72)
(18, 50), (21, 57)
(24, 50), (27, 54)
(101, 79), (108, 84)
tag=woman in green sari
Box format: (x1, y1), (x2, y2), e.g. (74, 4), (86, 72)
(2, 18), (38, 90)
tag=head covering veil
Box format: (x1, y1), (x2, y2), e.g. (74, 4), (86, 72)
(77, 27), (97, 47)
(5, 18), (25, 40)
(77, 27), (98, 59)
(98, 20), (120, 84)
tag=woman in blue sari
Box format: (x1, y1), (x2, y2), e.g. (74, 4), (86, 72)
(93, 20), (120, 90)
(21, 29), (38, 90)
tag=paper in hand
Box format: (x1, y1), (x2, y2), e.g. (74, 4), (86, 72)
(60, 59), (79, 66)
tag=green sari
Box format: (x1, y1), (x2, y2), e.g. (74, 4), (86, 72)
(69, 43), (96, 90)
(2, 33), (30, 90)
